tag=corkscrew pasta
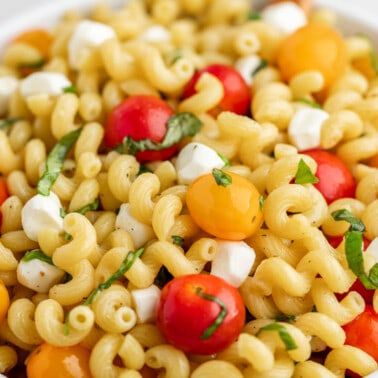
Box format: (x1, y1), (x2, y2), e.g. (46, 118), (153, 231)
(0, 0), (377, 377)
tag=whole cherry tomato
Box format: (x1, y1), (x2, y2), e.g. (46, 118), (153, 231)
(0, 177), (9, 227)
(186, 170), (263, 240)
(26, 342), (92, 378)
(104, 95), (178, 162)
(329, 236), (374, 304)
(182, 64), (251, 116)
(276, 23), (347, 91)
(156, 274), (245, 355)
(343, 305), (378, 362)
(302, 149), (356, 204)
(0, 280), (9, 325)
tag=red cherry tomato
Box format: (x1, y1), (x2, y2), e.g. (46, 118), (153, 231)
(302, 149), (356, 204)
(343, 305), (378, 362)
(182, 64), (251, 116)
(26, 342), (92, 378)
(329, 236), (374, 304)
(156, 274), (245, 355)
(0, 177), (9, 227)
(104, 95), (178, 162)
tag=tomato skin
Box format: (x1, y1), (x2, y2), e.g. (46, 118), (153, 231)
(277, 23), (347, 91)
(0, 280), (9, 325)
(0, 177), (9, 227)
(343, 305), (378, 362)
(182, 64), (251, 116)
(302, 149), (356, 204)
(186, 172), (263, 240)
(156, 274), (245, 355)
(26, 343), (92, 378)
(104, 95), (178, 162)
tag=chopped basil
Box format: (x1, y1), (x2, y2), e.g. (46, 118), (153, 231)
(166, 49), (183, 65)
(196, 287), (228, 339)
(218, 153), (230, 167)
(18, 58), (45, 69)
(21, 249), (53, 265)
(247, 11), (262, 20)
(116, 112), (202, 156)
(0, 117), (22, 130)
(171, 235), (184, 246)
(294, 159), (319, 185)
(259, 195), (265, 212)
(297, 97), (322, 109)
(37, 128), (82, 196)
(259, 323), (297, 350)
(331, 209), (365, 232)
(212, 168), (232, 187)
(275, 314), (296, 324)
(251, 59), (268, 77)
(84, 248), (144, 305)
(137, 164), (153, 175)
(61, 198), (99, 218)
(62, 85), (78, 94)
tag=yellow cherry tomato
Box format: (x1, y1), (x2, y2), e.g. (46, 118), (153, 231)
(12, 29), (52, 60)
(186, 170), (263, 240)
(26, 343), (92, 378)
(0, 280), (9, 325)
(352, 55), (378, 80)
(276, 23), (347, 90)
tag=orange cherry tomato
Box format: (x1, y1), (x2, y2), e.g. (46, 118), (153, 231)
(276, 23), (347, 91)
(0, 280), (10, 325)
(186, 170), (263, 240)
(12, 28), (52, 60)
(26, 343), (92, 378)
(353, 55), (378, 80)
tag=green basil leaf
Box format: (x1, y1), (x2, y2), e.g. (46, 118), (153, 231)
(331, 209), (365, 232)
(116, 112), (202, 155)
(212, 168), (232, 187)
(171, 235), (184, 246)
(18, 59), (45, 69)
(84, 248), (144, 305)
(218, 152), (231, 167)
(251, 59), (268, 77)
(22, 249), (54, 265)
(0, 117), (22, 130)
(73, 198), (99, 215)
(259, 323), (297, 350)
(297, 97), (322, 109)
(259, 195), (265, 212)
(294, 158), (319, 184)
(62, 85), (78, 94)
(247, 11), (262, 20)
(37, 128), (82, 196)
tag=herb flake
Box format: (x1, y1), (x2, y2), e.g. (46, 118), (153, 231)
(294, 159), (319, 185)
(212, 168), (232, 187)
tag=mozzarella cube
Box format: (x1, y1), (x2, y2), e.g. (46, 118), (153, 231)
(234, 55), (263, 86)
(20, 72), (72, 98)
(261, 2), (307, 34)
(21, 191), (64, 242)
(364, 371), (378, 378)
(288, 107), (329, 151)
(68, 20), (116, 69)
(210, 240), (256, 287)
(139, 25), (171, 43)
(175, 142), (225, 185)
(115, 204), (155, 249)
(0, 76), (18, 115)
(17, 258), (65, 293)
(131, 285), (161, 323)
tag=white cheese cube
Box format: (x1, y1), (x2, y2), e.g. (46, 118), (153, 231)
(175, 142), (225, 185)
(364, 371), (378, 378)
(234, 55), (263, 86)
(261, 2), (307, 34)
(17, 258), (65, 293)
(288, 107), (329, 151)
(68, 20), (116, 69)
(139, 25), (171, 43)
(115, 204), (155, 249)
(131, 285), (161, 323)
(20, 72), (72, 98)
(210, 240), (256, 287)
(21, 191), (64, 242)
(0, 76), (18, 115)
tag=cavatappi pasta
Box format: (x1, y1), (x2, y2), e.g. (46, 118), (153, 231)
(0, 0), (377, 377)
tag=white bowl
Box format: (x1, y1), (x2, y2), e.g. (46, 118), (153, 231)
(0, 0), (377, 53)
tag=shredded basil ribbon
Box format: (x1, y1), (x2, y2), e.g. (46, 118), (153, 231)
(171, 235), (184, 246)
(18, 58), (45, 70)
(251, 59), (268, 77)
(297, 98), (322, 109)
(21, 249), (53, 265)
(258, 323), (297, 350)
(60, 198), (99, 218)
(331, 209), (378, 289)
(195, 287), (228, 339)
(84, 248), (144, 305)
(0, 117), (22, 130)
(37, 128), (82, 196)
(62, 85), (78, 94)
(212, 168), (232, 187)
(294, 159), (319, 185)
(116, 112), (202, 155)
